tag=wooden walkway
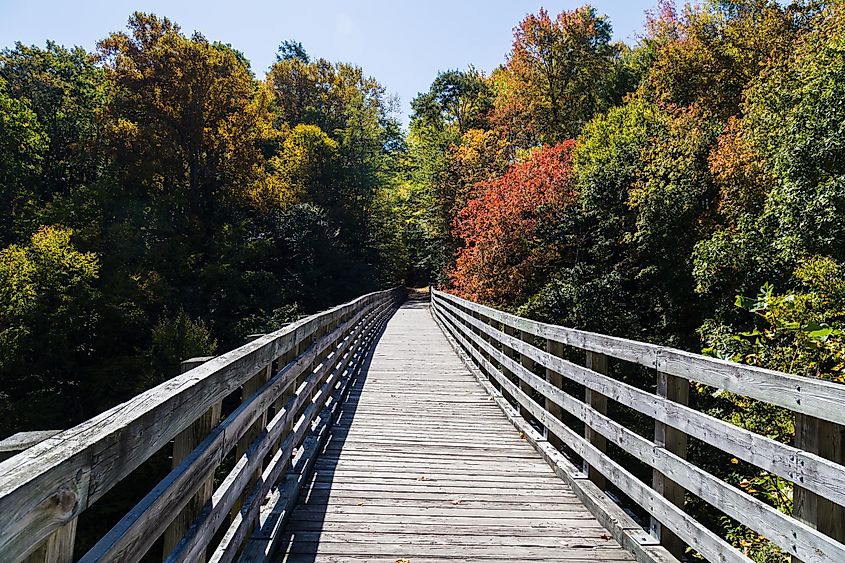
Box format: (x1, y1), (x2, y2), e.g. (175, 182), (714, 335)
(278, 299), (633, 562)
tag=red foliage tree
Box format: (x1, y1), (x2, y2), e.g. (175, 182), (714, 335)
(449, 141), (577, 305)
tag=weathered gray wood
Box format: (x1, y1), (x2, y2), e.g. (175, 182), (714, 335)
(0, 431), (62, 458)
(271, 300), (634, 563)
(236, 311), (386, 562)
(433, 289), (845, 427)
(0, 289), (397, 562)
(168, 298), (398, 563)
(434, 310), (678, 563)
(435, 294), (845, 509)
(651, 371), (688, 557)
(546, 340), (566, 451)
(584, 351), (608, 490)
(231, 363), (272, 521)
(437, 298), (845, 563)
(215, 304), (391, 563)
(2, 427), (74, 562)
(22, 517), (77, 563)
(793, 414), (845, 563)
(74, 292), (398, 563)
(162, 357), (219, 563)
(436, 303), (746, 563)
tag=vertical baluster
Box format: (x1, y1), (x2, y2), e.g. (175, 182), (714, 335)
(23, 519), (78, 563)
(584, 351), (608, 490)
(517, 330), (535, 420)
(792, 414), (845, 562)
(545, 339), (565, 450)
(650, 369), (689, 557)
(231, 358), (272, 520)
(161, 357), (219, 562)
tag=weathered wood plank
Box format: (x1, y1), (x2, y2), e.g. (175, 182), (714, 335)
(434, 295), (845, 509)
(162, 357), (219, 563)
(214, 303), (393, 563)
(436, 301), (746, 563)
(272, 299), (634, 563)
(167, 298), (397, 563)
(433, 289), (845, 426)
(651, 371), (688, 557)
(438, 299), (845, 563)
(0, 289), (398, 562)
(584, 351), (608, 490)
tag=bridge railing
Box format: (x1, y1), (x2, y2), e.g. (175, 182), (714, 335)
(432, 288), (845, 563)
(0, 287), (403, 563)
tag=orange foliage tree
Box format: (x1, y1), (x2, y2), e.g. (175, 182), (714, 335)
(449, 141), (576, 305)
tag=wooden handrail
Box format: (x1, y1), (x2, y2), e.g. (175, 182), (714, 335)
(432, 288), (845, 563)
(0, 288), (403, 563)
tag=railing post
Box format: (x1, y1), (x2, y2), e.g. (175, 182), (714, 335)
(22, 519), (77, 563)
(651, 369), (689, 557)
(584, 351), (608, 490)
(793, 414), (845, 562)
(516, 330), (535, 421)
(500, 324), (520, 409)
(231, 351), (272, 521)
(473, 310), (494, 381)
(545, 340), (565, 450)
(163, 356), (219, 562)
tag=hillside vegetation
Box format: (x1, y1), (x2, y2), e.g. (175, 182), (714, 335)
(2, 2), (844, 559)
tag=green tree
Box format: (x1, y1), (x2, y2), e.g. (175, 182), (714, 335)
(0, 227), (101, 433)
(492, 6), (620, 145)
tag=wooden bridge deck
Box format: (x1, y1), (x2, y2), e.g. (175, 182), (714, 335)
(277, 299), (633, 562)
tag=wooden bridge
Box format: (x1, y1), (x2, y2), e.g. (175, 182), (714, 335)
(1, 288), (844, 562)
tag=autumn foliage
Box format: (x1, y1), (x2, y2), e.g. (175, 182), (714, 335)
(450, 142), (576, 305)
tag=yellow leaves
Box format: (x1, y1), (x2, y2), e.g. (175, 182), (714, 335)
(30, 226), (99, 278)
(245, 123), (339, 213)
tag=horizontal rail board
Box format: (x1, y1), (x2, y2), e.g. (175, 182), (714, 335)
(433, 296), (845, 509)
(433, 289), (845, 426)
(81, 298), (393, 562)
(434, 300), (845, 563)
(434, 301), (749, 563)
(432, 289), (845, 563)
(0, 288), (401, 563)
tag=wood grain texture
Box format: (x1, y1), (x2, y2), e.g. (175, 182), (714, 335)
(433, 294), (845, 510)
(435, 292), (845, 563)
(434, 301), (745, 563)
(432, 289), (845, 426)
(272, 299), (633, 563)
(0, 289), (398, 562)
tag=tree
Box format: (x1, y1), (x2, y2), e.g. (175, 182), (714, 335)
(0, 41), (110, 245)
(693, 1), (845, 307)
(0, 227), (101, 433)
(410, 68), (493, 134)
(492, 6), (619, 146)
(0, 77), (47, 244)
(638, 0), (796, 120)
(277, 40), (309, 63)
(451, 142), (577, 305)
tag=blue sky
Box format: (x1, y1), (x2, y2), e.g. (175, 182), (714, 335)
(0, 1), (659, 126)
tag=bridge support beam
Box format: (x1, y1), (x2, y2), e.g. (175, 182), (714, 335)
(650, 370), (689, 558)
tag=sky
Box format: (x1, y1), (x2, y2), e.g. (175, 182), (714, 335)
(0, 0), (659, 127)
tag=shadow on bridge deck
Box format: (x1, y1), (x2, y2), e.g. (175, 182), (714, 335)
(274, 299), (633, 563)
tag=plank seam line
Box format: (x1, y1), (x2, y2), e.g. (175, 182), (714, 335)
(430, 303), (679, 563)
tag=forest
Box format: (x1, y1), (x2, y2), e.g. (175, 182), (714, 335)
(1, 1), (844, 560)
